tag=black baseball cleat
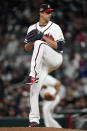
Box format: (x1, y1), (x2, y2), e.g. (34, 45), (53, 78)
(29, 122), (39, 127)
(24, 76), (39, 85)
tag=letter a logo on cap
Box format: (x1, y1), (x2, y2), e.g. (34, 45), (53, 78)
(40, 8), (43, 11)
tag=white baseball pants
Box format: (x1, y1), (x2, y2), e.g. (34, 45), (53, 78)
(29, 40), (63, 124)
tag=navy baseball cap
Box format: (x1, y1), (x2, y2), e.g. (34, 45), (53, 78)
(39, 4), (54, 13)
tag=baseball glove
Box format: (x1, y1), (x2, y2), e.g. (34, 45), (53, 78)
(24, 29), (43, 43)
(44, 93), (55, 101)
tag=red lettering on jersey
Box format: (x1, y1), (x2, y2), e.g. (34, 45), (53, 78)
(50, 35), (54, 40)
(42, 33), (54, 42)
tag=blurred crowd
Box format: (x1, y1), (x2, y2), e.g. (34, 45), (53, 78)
(0, 0), (87, 118)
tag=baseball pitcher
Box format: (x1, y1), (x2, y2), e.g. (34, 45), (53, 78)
(24, 4), (65, 127)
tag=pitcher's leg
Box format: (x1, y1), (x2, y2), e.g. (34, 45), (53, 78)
(30, 40), (63, 78)
(29, 62), (48, 124)
(29, 40), (48, 78)
(29, 83), (40, 123)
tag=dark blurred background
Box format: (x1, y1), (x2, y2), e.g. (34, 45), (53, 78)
(0, 0), (87, 129)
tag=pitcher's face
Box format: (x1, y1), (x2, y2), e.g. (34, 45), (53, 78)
(40, 11), (52, 23)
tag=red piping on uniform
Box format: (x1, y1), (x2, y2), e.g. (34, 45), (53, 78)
(43, 22), (53, 33)
(34, 43), (49, 78)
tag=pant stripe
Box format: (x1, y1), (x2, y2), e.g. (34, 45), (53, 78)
(34, 43), (49, 78)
